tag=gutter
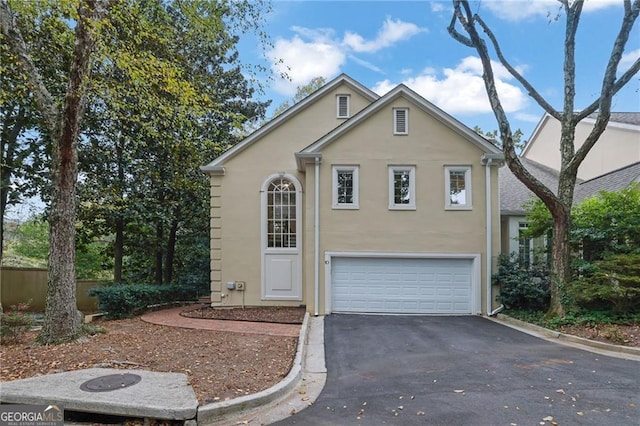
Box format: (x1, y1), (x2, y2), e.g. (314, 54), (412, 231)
(481, 152), (504, 315)
(314, 157), (320, 316)
(485, 158), (493, 316)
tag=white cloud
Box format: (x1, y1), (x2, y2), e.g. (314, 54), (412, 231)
(343, 17), (427, 53)
(372, 56), (528, 115)
(515, 112), (543, 123)
(348, 55), (385, 74)
(269, 35), (346, 96)
(268, 18), (426, 95)
(482, 0), (621, 21)
(430, 2), (447, 13)
(620, 48), (640, 71)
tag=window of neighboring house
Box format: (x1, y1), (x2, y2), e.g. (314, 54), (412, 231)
(389, 166), (416, 210)
(444, 166), (472, 210)
(518, 222), (533, 268)
(337, 95), (350, 118)
(332, 165), (359, 209)
(393, 108), (408, 135)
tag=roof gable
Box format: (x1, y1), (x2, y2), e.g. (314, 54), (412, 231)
(201, 74), (379, 174)
(296, 84), (500, 170)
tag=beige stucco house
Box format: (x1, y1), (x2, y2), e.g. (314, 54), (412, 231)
(202, 74), (504, 316)
(521, 113), (640, 181)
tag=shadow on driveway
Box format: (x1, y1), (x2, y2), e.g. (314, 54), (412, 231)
(276, 315), (640, 425)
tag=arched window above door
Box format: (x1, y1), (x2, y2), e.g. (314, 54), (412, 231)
(266, 177), (297, 248)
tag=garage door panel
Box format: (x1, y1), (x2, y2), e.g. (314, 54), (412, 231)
(331, 257), (473, 314)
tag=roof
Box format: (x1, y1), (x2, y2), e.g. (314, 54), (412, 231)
(500, 159), (640, 215)
(588, 112), (640, 126)
(200, 74), (379, 175)
(499, 158), (566, 215)
(296, 84), (501, 170)
(575, 161), (640, 203)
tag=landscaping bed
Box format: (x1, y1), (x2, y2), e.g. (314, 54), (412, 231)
(504, 309), (640, 347)
(181, 305), (306, 324)
(0, 315), (298, 404)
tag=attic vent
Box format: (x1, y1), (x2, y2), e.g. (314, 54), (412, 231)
(394, 108), (408, 135)
(337, 95), (350, 118)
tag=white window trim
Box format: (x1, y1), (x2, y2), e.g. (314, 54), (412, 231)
(332, 165), (359, 209)
(388, 165), (416, 210)
(444, 165), (472, 210)
(336, 94), (350, 118)
(393, 108), (409, 135)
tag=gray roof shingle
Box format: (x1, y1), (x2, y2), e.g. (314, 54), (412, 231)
(500, 160), (640, 214)
(587, 112), (640, 126)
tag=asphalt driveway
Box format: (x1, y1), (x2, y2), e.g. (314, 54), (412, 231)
(277, 315), (640, 425)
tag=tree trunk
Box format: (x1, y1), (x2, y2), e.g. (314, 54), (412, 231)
(114, 217), (124, 283)
(164, 218), (178, 284)
(1, 106), (26, 263)
(113, 133), (125, 283)
(155, 223), (163, 284)
(549, 208), (571, 317)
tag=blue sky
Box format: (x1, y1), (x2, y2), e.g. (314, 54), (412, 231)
(240, 0), (640, 139)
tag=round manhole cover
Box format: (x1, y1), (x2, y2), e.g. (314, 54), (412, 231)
(80, 373), (142, 392)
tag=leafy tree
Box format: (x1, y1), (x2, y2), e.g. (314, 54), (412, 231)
(271, 76), (326, 117)
(472, 126), (525, 152)
(449, 0), (640, 316)
(1, 0), (110, 343)
(526, 187), (640, 261)
(77, 0), (269, 285)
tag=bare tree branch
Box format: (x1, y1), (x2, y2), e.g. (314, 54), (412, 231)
(449, 0), (560, 210)
(474, 14), (560, 120)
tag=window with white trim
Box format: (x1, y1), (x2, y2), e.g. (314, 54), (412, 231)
(337, 95), (350, 118)
(393, 108), (408, 135)
(518, 222), (533, 269)
(332, 165), (359, 209)
(388, 166), (416, 210)
(444, 166), (472, 210)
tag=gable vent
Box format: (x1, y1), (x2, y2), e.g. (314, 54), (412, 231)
(394, 108), (408, 134)
(337, 95), (350, 118)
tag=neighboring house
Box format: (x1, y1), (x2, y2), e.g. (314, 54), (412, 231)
(501, 161), (640, 264)
(522, 112), (640, 180)
(201, 74), (503, 316)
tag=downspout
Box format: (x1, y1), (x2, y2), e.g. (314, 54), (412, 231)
(314, 157), (320, 316)
(485, 158), (493, 316)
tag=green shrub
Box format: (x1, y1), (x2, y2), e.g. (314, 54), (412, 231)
(1, 301), (34, 345)
(569, 253), (640, 313)
(494, 253), (550, 310)
(88, 284), (199, 319)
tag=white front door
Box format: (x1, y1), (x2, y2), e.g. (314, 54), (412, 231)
(262, 175), (302, 300)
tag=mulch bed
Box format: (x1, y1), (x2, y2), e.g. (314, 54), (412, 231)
(181, 306), (306, 324)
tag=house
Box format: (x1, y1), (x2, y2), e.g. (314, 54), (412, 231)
(500, 112), (640, 263)
(521, 112), (640, 180)
(201, 74), (503, 316)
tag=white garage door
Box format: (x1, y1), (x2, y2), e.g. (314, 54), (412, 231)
(331, 257), (473, 314)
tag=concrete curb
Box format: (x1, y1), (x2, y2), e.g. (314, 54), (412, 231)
(490, 314), (640, 361)
(197, 313), (311, 424)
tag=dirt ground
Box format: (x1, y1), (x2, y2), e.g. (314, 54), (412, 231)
(558, 322), (640, 347)
(0, 308), (303, 404)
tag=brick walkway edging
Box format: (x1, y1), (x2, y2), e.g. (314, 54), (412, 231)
(196, 312), (311, 425)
